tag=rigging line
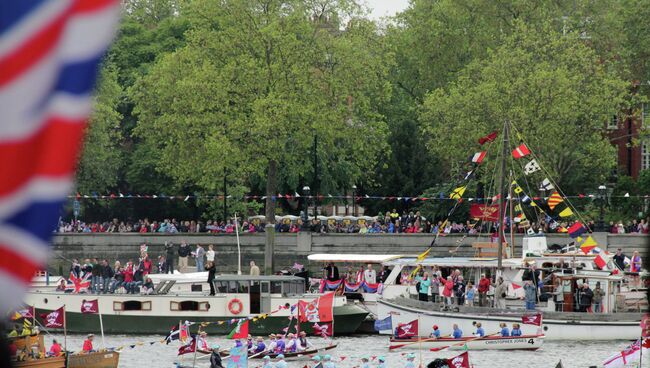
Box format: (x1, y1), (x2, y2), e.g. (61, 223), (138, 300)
(509, 147), (542, 227)
(509, 124), (593, 229)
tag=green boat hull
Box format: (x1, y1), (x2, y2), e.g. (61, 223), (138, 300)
(35, 305), (367, 335)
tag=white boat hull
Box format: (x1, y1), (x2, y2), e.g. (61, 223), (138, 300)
(378, 298), (642, 341)
(389, 335), (544, 351)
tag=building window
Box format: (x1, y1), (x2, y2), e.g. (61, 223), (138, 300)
(607, 115), (619, 130)
(642, 140), (650, 171)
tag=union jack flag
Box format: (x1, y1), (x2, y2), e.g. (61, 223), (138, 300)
(66, 271), (90, 293)
(0, 0), (119, 314)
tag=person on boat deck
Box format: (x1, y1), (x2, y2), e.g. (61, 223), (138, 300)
(275, 334), (286, 353)
(478, 274), (491, 307)
(141, 277), (155, 295)
(473, 322), (485, 337)
(404, 352), (417, 368)
(415, 272), (432, 302)
(499, 323), (510, 337)
(454, 275), (466, 305)
(360, 355), (371, 368)
(465, 281), (476, 307)
(298, 331), (313, 351)
(322, 354), (336, 368)
(123, 261), (134, 293)
(252, 336), (266, 353)
(523, 280), (537, 310)
(364, 264), (377, 284)
(430, 325), (441, 338)
(49, 339), (62, 356)
(443, 276), (454, 305)
(250, 260), (261, 276)
(261, 356), (273, 368)
(275, 354), (288, 368)
(209, 344), (224, 368)
(56, 279), (66, 291)
(452, 324), (463, 339)
(206, 261), (217, 296)
(578, 283), (593, 313)
(377, 356), (387, 368)
(511, 323), (522, 337)
(592, 282), (605, 313)
(82, 334), (95, 353)
(494, 277), (507, 309)
(324, 262), (340, 281)
(285, 333), (298, 353)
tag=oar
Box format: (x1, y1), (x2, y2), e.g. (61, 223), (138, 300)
(389, 335), (451, 350)
(429, 331), (501, 352)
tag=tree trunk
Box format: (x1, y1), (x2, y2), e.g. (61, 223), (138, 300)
(264, 160), (278, 275)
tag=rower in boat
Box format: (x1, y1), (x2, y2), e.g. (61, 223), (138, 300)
(209, 344), (223, 368)
(285, 333), (298, 353)
(322, 354), (336, 368)
(429, 325), (441, 339)
(360, 355), (370, 368)
(266, 334), (277, 353)
(298, 331), (314, 351)
(261, 355), (273, 368)
(275, 354), (288, 368)
(251, 336), (266, 354)
(197, 331), (210, 353)
(473, 322), (485, 337)
(377, 356), (387, 368)
(246, 334), (254, 350)
(82, 333), (95, 353)
(511, 324), (522, 337)
(404, 352), (416, 368)
(452, 324), (462, 339)
(275, 334), (286, 353)
(499, 323), (510, 337)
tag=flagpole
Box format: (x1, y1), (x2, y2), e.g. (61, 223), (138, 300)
(63, 305), (67, 365)
(235, 213), (242, 275)
(99, 311), (105, 350)
(418, 313), (422, 368)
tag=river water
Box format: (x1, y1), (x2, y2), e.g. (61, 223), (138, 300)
(48, 333), (640, 368)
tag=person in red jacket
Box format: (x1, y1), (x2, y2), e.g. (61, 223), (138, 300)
(123, 261), (134, 293)
(478, 274), (491, 307)
(49, 339), (62, 356)
(443, 276), (454, 305)
(82, 334), (94, 353)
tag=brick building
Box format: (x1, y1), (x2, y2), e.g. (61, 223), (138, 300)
(607, 103), (649, 179)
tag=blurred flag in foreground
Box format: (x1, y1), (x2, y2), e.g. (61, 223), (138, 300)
(0, 0), (120, 314)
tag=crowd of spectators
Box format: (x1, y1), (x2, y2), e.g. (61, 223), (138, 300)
(56, 211), (649, 235)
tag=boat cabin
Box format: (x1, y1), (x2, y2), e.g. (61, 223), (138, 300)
(211, 275), (306, 314)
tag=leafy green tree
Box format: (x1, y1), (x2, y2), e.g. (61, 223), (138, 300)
(419, 22), (630, 194)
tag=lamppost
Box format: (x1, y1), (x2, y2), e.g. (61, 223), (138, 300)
(302, 186), (311, 231)
(351, 184), (357, 217)
(597, 184), (607, 232)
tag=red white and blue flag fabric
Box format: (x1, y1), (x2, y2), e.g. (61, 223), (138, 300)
(66, 271), (91, 293)
(0, 0), (119, 314)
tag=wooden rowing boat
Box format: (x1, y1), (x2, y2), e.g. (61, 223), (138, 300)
(389, 334), (544, 351)
(221, 344), (337, 360)
(68, 350), (120, 368)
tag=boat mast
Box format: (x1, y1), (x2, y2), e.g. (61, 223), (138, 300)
(496, 121), (509, 272)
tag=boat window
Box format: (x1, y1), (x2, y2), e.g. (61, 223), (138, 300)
(114, 300), (151, 311)
(170, 301), (211, 312)
(215, 281), (228, 293)
(261, 282), (269, 293)
(191, 284), (203, 292)
(271, 282), (282, 294)
(238, 281), (249, 293)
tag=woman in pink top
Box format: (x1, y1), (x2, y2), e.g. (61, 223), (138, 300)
(443, 276), (454, 305)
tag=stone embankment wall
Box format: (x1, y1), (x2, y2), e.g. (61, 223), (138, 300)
(49, 233), (648, 275)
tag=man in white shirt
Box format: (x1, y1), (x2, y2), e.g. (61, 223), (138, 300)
(363, 264), (376, 284)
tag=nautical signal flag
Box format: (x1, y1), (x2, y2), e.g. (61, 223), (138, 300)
(547, 192), (563, 210)
(524, 159), (541, 175)
(559, 207), (573, 218)
(416, 248), (431, 263)
(227, 320), (249, 339)
(450, 186), (467, 199)
(470, 151), (487, 164)
(80, 299), (99, 314)
(541, 178), (554, 191)
(567, 222), (587, 239)
(478, 131), (498, 145)
(512, 144), (531, 159)
(580, 236), (598, 254)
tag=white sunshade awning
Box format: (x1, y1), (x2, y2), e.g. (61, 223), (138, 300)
(307, 254), (403, 263)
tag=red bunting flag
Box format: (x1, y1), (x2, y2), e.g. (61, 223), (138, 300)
(470, 204), (499, 221)
(521, 313), (543, 326)
(81, 299), (99, 314)
(470, 151), (487, 164)
(396, 319), (418, 338)
(40, 307), (65, 328)
(511, 282), (522, 290)
(594, 254), (607, 269)
(478, 131), (498, 145)
(512, 144), (531, 159)
(447, 351), (471, 368)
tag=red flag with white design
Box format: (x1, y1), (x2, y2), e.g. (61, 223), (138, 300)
(522, 313), (543, 326)
(312, 322), (332, 337)
(396, 319), (418, 338)
(40, 307), (65, 328)
(512, 144), (531, 159)
(81, 299), (99, 314)
(447, 351), (470, 368)
(299, 292), (334, 323)
(594, 254), (608, 270)
(470, 151), (486, 164)
(178, 338), (196, 355)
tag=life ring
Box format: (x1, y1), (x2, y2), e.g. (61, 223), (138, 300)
(228, 298), (243, 315)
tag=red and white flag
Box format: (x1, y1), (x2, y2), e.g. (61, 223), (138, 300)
(81, 299), (99, 314)
(522, 313), (543, 326)
(396, 319), (418, 338)
(40, 307), (65, 328)
(470, 151), (486, 164)
(603, 339), (650, 368)
(512, 144), (531, 159)
(594, 254), (608, 270)
(177, 338), (196, 356)
(299, 292), (334, 323)
(0, 1), (120, 315)
(447, 351), (470, 368)
(312, 322), (332, 337)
